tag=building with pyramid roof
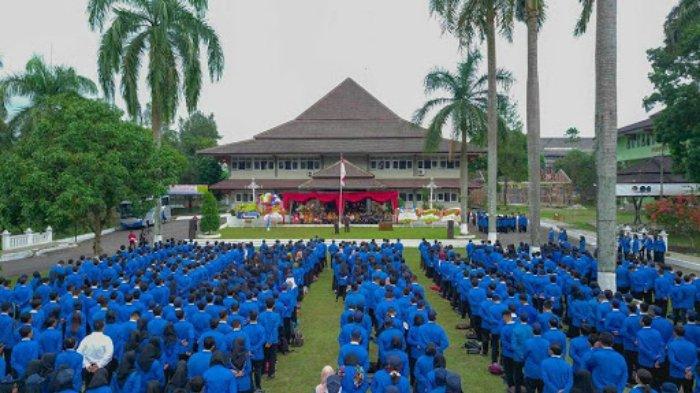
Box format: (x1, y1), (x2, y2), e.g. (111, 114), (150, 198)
(200, 78), (484, 211)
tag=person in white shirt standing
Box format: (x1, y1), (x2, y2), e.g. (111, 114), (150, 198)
(77, 320), (114, 385)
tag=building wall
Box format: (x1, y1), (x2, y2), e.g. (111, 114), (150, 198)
(226, 154), (461, 180)
(617, 130), (662, 162)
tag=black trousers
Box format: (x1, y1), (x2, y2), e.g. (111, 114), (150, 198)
(655, 298), (669, 317)
(502, 356), (516, 388)
(524, 377), (543, 393)
(252, 359), (264, 389)
(624, 350), (638, 384)
(513, 360), (524, 393)
(264, 344), (278, 377)
(490, 333), (500, 363)
(480, 328), (490, 355)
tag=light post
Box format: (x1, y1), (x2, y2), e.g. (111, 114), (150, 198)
(423, 177), (439, 209)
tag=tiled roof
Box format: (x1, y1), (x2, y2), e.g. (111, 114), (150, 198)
(617, 156), (688, 183)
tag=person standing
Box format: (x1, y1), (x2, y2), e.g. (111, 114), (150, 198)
(76, 320), (114, 386)
(666, 325), (696, 393)
(259, 298), (282, 379)
(540, 344), (573, 393)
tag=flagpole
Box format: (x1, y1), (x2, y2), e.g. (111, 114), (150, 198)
(338, 155), (343, 228)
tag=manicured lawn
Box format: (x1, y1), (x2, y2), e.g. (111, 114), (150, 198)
(270, 248), (503, 392)
(219, 226), (449, 240)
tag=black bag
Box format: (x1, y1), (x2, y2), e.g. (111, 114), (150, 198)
(326, 374), (343, 393)
(291, 328), (304, 347)
(463, 339), (482, 355)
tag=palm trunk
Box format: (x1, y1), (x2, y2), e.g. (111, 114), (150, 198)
(151, 102), (163, 243)
(595, 0), (618, 289)
(459, 128), (469, 234)
(486, 10), (498, 242)
(91, 213), (103, 255)
(526, 0), (542, 247)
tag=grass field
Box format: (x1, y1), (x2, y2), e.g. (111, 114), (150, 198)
(269, 248), (503, 392)
(219, 226), (449, 240)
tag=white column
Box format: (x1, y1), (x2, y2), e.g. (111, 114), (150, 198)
(1, 230), (10, 250)
(46, 226), (53, 243)
(25, 228), (34, 247)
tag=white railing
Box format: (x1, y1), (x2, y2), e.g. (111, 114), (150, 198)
(1, 227), (53, 251)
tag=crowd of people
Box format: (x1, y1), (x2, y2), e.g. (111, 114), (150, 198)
(426, 229), (697, 393)
(0, 238), (327, 393)
(313, 240), (462, 393)
(472, 212), (528, 234)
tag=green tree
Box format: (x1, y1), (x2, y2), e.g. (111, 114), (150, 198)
(499, 128), (528, 205)
(413, 51), (513, 227)
(565, 126), (581, 144)
(644, 0), (700, 183)
(429, 0), (515, 240)
(200, 191), (219, 234)
(0, 94), (184, 253)
(175, 111), (224, 184)
(0, 55), (97, 144)
(554, 149), (597, 205)
(575, 0), (618, 280)
(88, 0), (225, 240)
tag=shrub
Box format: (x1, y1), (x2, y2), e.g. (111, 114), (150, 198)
(200, 191), (220, 234)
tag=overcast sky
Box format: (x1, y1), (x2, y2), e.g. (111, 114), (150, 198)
(0, 0), (676, 144)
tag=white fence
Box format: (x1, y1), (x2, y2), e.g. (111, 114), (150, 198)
(1, 227), (53, 251)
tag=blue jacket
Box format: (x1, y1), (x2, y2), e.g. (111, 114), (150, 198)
(523, 336), (550, 379)
(501, 322), (517, 359)
(512, 322), (533, 362)
(11, 338), (40, 377)
(636, 327), (665, 368)
(371, 370), (410, 393)
(203, 364), (238, 393)
(585, 347), (628, 393)
(414, 354), (435, 393)
(258, 310), (282, 345)
(136, 360), (165, 393)
(419, 322), (449, 354)
(542, 328), (567, 359)
(38, 327), (63, 354)
(338, 343), (370, 371)
(111, 371), (141, 393)
(568, 335), (590, 372)
(55, 349), (83, 392)
(541, 356), (573, 393)
(187, 350), (213, 379)
(243, 322), (265, 361)
(667, 337), (697, 379)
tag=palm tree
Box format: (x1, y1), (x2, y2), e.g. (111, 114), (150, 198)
(88, 0), (224, 241)
(0, 55), (97, 143)
(516, 0), (546, 247)
(413, 52), (513, 231)
(575, 0), (617, 287)
(429, 0), (515, 241)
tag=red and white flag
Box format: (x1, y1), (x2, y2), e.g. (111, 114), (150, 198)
(340, 159), (346, 187)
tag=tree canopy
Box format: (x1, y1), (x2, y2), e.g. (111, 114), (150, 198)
(166, 111), (225, 185)
(554, 149), (597, 205)
(0, 94), (185, 253)
(644, 0), (700, 182)
(0, 55), (97, 145)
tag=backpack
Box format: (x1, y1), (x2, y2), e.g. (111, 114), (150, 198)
(445, 370), (463, 393)
(488, 362), (503, 376)
(464, 339), (482, 355)
(291, 328), (304, 347)
(326, 375), (343, 393)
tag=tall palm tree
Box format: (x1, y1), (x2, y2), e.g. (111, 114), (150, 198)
(88, 0), (224, 241)
(429, 0), (515, 242)
(0, 55), (97, 143)
(413, 52), (513, 231)
(516, 0), (546, 247)
(575, 0), (617, 287)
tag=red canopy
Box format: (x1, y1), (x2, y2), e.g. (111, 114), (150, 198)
(282, 191), (399, 212)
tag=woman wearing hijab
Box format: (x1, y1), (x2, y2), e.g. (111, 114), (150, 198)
(161, 324), (185, 381)
(315, 365), (335, 393)
(85, 368), (111, 393)
(231, 337), (253, 393)
(339, 354), (368, 393)
(571, 369), (595, 393)
(63, 310), (87, 343)
(111, 351), (141, 393)
(136, 339), (165, 393)
(203, 351), (238, 393)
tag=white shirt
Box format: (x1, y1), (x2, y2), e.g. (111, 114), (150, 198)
(77, 331), (114, 369)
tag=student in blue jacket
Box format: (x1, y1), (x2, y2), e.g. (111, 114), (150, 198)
(203, 351), (238, 393)
(338, 330), (370, 372)
(630, 368), (657, 393)
(541, 343), (573, 393)
(85, 367), (112, 393)
(523, 323), (551, 393)
(636, 315), (666, 386)
(244, 311), (266, 391)
(54, 338), (83, 392)
(187, 336), (215, 379)
(259, 297), (282, 378)
(667, 325), (697, 393)
(11, 324), (39, 378)
(585, 333), (628, 393)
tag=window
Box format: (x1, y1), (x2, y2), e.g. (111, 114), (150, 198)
(231, 158), (251, 171)
(235, 193), (254, 202)
(370, 158), (412, 170)
(416, 193), (423, 201)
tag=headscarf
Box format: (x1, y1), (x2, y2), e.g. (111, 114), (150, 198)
(138, 338), (161, 371)
(231, 338), (248, 371)
(116, 351), (137, 387)
(571, 370), (594, 393)
(87, 368), (109, 389)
